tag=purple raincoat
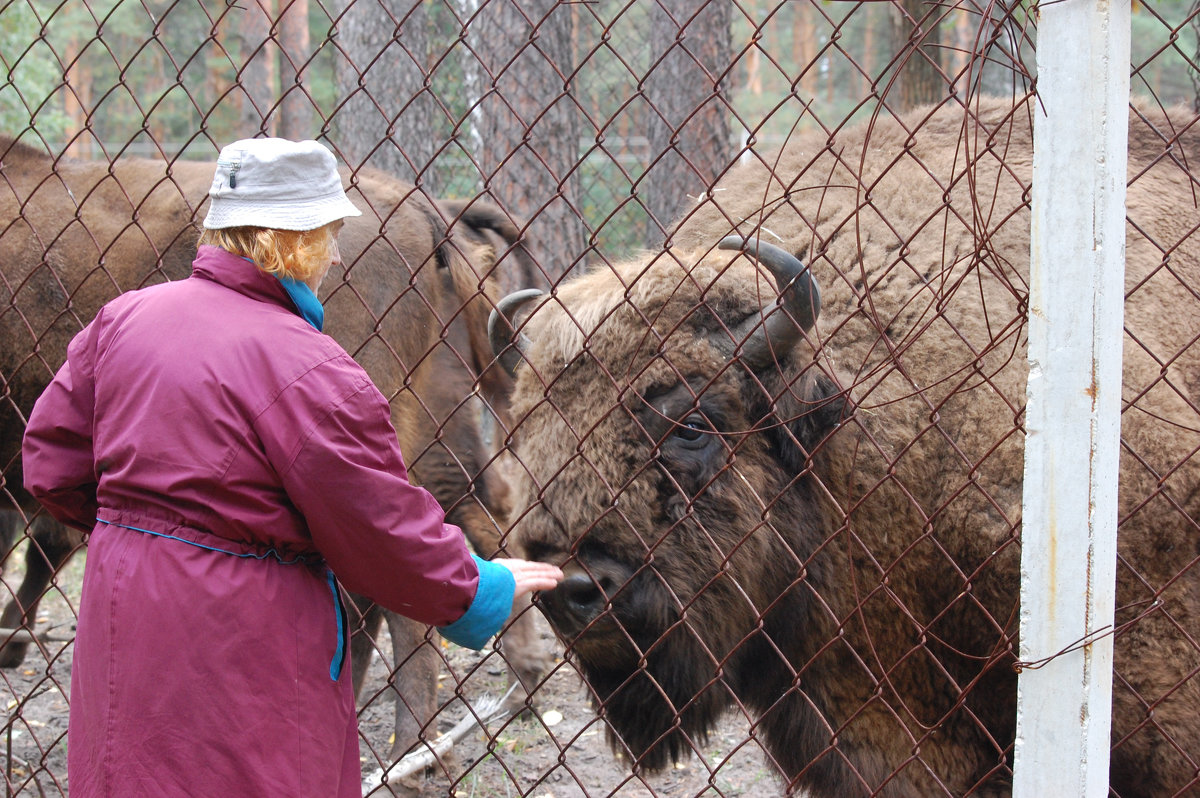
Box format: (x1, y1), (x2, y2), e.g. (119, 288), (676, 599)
(22, 246), (488, 797)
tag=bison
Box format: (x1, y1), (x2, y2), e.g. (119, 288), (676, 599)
(0, 136), (546, 768)
(490, 99), (1200, 796)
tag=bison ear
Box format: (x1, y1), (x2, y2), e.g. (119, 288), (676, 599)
(764, 370), (851, 473)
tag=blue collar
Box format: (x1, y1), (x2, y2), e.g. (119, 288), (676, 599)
(234, 256), (324, 331)
(276, 275), (325, 331)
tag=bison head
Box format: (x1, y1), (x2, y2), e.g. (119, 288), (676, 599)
(491, 237), (850, 772)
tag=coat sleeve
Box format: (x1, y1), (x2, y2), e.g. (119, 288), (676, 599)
(259, 354), (514, 648)
(22, 319), (102, 533)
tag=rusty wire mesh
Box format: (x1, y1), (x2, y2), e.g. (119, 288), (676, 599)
(0, 0), (1198, 796)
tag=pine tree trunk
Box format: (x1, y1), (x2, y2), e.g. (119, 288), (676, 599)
(63, 37), (90, 158)
(278, 0), (315, 140)
(238, 0), (277, 135)
(860, 4), (877, 100)
(334, 0), (435, 189)
(473, 0), (584, 285)
(892, 0), (943, 111)
(796, 4), (818, 100)
(643, 0), (732, 247)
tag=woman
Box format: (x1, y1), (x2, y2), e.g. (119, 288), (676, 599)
(21, 138), (562, 797)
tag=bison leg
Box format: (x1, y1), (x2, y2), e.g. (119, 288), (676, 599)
(378, 610), (451, 797)
(348, 598), (446, 796)
(383, 611), (442, 763)
(0, 515), (80, 668)
(347, 593), (385, 699)
(452, 501), (553, 710)
(496, 595), (548, 714)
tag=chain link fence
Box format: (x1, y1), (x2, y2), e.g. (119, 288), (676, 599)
(1, 0), (1198, 795)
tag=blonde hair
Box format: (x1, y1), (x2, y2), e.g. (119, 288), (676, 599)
(198, 223), (338, 282)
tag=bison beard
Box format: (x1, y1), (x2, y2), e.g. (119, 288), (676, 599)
(573, 614), (728, 772)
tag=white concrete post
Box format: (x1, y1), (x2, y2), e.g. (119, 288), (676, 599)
(1014, 1), (1129, 795)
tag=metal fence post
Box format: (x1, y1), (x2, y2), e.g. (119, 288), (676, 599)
(1015, 0), (1130, 795)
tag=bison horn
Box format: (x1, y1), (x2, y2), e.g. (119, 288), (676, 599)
(717, 234), (820, 370)
(488, 288), (545, 375)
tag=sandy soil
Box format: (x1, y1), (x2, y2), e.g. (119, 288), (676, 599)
(357, 620), (776, 798)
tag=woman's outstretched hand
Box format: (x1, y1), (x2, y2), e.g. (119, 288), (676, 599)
(492, 558), (564, 601)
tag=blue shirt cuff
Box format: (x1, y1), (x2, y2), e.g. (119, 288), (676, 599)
(437, 555), (516, 650)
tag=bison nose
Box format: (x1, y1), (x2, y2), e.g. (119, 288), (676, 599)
(546, 572), (609, 632)
(561, 572), (607, 618)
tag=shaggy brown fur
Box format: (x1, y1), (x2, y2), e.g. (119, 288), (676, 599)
(504, 99), (1200, 796)
(0, 137), (546, 763)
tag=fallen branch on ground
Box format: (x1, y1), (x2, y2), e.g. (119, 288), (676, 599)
(361, 682), (522, 795)
(0, 627), (75, 645)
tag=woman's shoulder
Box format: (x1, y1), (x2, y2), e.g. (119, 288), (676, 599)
(101, 274), (360, 404)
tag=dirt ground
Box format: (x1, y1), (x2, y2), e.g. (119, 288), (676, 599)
(357, 618), (776, 798)
(0, 542), (779, 798)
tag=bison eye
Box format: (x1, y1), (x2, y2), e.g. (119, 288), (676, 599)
(672, 414), (713, 446)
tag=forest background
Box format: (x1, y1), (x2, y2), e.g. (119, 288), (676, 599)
(0, 0), (1195, 282)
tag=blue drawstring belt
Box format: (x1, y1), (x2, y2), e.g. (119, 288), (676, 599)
(95, 518), (347, 681)
(324, 570), (347, 680)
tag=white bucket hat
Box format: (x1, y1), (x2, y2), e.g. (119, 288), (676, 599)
(203, 138), (362, 231)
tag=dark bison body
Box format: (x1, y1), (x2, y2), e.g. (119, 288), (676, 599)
(494, 100), (1200, 796)
(0, 137), (543, 761)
